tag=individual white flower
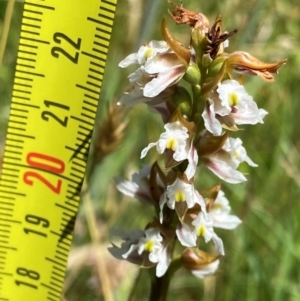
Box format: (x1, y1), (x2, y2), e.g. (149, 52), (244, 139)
(222, 137), (257, 169)
(118, 68), (175, 108)
(176, 212), (224, 255)
(159, 178), (206, 222)
(205, 137), (257, 184)
(202, 79), (268, 135)
(114, 165), (164, 205)
(141, 122), (188, 160)
(119, 40), (170, 67)
(119, 40), (189, 99)
(141, 122), (198, 180)
(108, 228), (171, 278)
(142, 52), (186, 97)
(208, 190), (242, 230)
(108, 229), (145, 261)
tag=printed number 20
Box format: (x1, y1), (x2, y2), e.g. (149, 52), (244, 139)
(23, 152), (65, 194)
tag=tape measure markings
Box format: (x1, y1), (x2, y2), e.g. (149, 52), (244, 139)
(25, 2), (55, 12)
(0, 0), (118, 300)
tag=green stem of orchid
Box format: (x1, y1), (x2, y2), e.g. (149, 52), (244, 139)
(148, 271), (171, 301)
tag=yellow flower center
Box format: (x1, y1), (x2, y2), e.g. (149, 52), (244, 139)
(213, 202), (223, 210)
(144, 48), (154, 59)
(234, 150), (239, 159)
(228, 92), (239, 107)
(196, 225), (206, 237)
(144, 240), (155, 252)
(175, 191), (185, 202)
(166, 137), (177, 151)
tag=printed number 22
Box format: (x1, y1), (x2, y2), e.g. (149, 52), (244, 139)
(51, 32), (81, 64)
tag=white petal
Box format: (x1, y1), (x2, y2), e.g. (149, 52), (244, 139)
(144, 53), (182, 73)
(210, 190), (231, 215)
(202, 101), (223, 135)
(194, 190), (208, 215)
(212, 233), (225, 255)
(185, 144), (199, 180)
(143, 65), (185, 98)
(156, 247), (171, 277)
(233, 98), (265, 125)
(114, 177), (154, 205)
(119, 53), (139, 68)
(114, 177), (138, 197)
(213, 214), (242, 230)
(213, 95), (231, 116)
(206, 158), (247, 184)
(159, 192), (167, 223)
(141, 142), (157, 158)
(127, 67), (150, 84)
(148, 40), (170, 53)
(122, 243), (138, 259)
(118, 89), (144, 108)
(244, 155), (258, 167)
(176, 223), (197, 247)
(259, 108), (268, 119)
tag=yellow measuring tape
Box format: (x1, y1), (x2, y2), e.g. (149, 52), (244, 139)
(0, 0), (117, 300)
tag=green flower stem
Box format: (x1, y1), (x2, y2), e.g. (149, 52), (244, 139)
(148, 271), (171, 301)
(148, 256), (182, 301)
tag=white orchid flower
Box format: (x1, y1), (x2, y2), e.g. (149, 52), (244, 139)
(176, 211), (225, 255)
(159, 178), (206, 222)
(202, 79), (268, 135)
(108, 228), (171, 277)
(115, 166), (164, 205)
(141, 122), (198, 180)
(208, 190), (242, 230)
(119, 40), (189, 101)
(205, 137), (257, 184)
(119, 40), (170, 67)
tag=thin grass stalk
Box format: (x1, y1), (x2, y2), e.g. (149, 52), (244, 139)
(82, 181), (114, 301)
(0, 0), (15, 66)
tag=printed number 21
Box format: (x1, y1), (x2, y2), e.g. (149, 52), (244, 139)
(51, 32), (81, 64)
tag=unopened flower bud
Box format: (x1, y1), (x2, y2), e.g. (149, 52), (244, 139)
(183, 62), (201, 86)
(202, 53), (213, 67)
(191, 26), (208, 45)
(181, 248), (220, 278)
(191, 28), (209, 62)
(206, 53), (228, 81)
(171, 86), (192, 117)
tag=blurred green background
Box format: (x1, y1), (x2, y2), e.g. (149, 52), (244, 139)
(1, 0), (300, 300)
